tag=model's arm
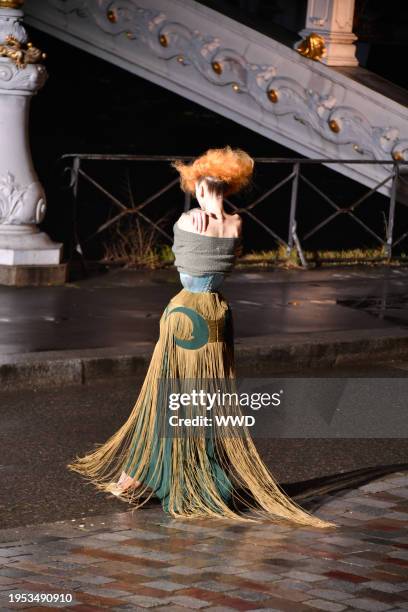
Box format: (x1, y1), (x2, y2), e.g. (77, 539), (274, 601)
(234, 216), (243, 257)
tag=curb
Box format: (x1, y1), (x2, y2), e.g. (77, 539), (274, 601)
(2, 327), (408, 390)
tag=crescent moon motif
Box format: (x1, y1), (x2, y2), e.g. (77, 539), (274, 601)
(166, 305), (209, 350)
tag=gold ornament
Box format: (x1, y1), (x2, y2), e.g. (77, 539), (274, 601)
(232, 83), (240, 92)
(211, 61), (222, 75)
(107, 9), (117, 23)
(177, 55), (185, 64)
(267, 88), (278, 103)
(328, 119), (340, 133)
(297, 33), (326, 61)
(0, 0), (24, 8)
(159, 34), (168, 47)
(0, 35), (46, 69)
(392, 150), (404, 161)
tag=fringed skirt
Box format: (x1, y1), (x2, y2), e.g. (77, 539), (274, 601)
(67, 289), (337, 528)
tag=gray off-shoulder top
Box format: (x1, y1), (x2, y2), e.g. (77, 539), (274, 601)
(172, 222), (241, 276)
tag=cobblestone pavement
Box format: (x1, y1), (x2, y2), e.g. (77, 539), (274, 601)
(1, 471), (408, 611)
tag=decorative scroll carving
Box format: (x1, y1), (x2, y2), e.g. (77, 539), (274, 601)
(46, 0), (408, 161)
(0, 60), (47, 89)
(0, 172), (46, 224)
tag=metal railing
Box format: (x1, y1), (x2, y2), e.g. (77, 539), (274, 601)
(59, 154), (408, 269)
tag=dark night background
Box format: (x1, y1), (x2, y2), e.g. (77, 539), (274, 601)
(26, 0), (408, 261)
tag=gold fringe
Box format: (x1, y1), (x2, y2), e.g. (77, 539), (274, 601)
(67, 289), (337, 529)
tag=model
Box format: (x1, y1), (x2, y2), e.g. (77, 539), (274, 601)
(67, 146), (337, 528)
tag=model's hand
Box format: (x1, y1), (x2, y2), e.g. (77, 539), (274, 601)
(189, 208), (208, 234)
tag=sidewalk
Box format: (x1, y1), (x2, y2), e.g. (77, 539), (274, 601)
(2, 264), (408, 389)
(1, 470), (408, 611)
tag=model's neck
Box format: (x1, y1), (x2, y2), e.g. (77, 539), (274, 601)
(203, 197), (224, 220)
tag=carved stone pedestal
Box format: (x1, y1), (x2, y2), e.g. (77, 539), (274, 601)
(296, 0), (358, 66)
(0, 3), (65, 285)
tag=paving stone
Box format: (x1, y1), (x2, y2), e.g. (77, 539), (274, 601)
(92, 531), (138, 542)
(0, 470), (408, 612)
(123, 593), (171, 607)
(307, 587), (352, 601)
(324, 570), (369, 583)
(261, 584), (311, 603)
(360, 482), (403, 493)
(318, 578), (364, 593)
(341, 597), (394, 610)
(72, 573), (116, 585)
(389, 489), (408, 500)
(0, 568), (33, 579)
(142, 579), (187, 592)
(154, 607), (191, 612)
(359, 587), (408, 604)
(0, 576), (20, 586)
(193, 580), (236, 592)
(249, 594), (313, 611)
(387, 550), (408, 560)
(14, 573), (68, 586)
(141, 550), (181, 562)
(283, 570), (326, 583)
(169, 594), (210, 608)
(273, 579), (314, 591)
(78, 585), (135, 598)
(104, 544), (146, 556)
(165, 565), (201, 576)
(59, 554), (107, 565)
(115, 565), (164, 578)
(237, 570), (281, 582)
(267, 551), (310, 561)
(304, 599), (347, 611)
(123, 529), (167, 541)
(326, 536), (368, 548)
(363, 581), (408, 593)
(226, 588), (271, 601)
(202, 564), (248, 575)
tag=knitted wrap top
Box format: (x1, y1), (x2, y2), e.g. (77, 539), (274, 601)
(172, 222), (241, 276)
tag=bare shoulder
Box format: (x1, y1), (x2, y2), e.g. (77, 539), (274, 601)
(227, 212), (241, 222)
(185, 207), (202, 216)
(177, 211), (195, 231)
(229, 212), (243, 236)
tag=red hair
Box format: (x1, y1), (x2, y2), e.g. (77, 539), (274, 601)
(172, 146), (254, 196)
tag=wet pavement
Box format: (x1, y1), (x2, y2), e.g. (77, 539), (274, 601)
(1, 469), (408, 611)
(1, 265), (408, 355)
(1, 370), (408, 529)
(1, 266), (408, 609)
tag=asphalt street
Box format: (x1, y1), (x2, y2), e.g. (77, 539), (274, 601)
(1, 361), (407, 531)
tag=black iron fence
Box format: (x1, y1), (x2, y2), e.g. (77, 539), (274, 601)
(59, 154), (408, 269)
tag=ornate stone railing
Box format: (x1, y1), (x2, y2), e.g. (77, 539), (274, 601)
(23, 0), (408, 199)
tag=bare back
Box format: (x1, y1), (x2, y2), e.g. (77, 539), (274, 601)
(177, 209), (242, 238)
